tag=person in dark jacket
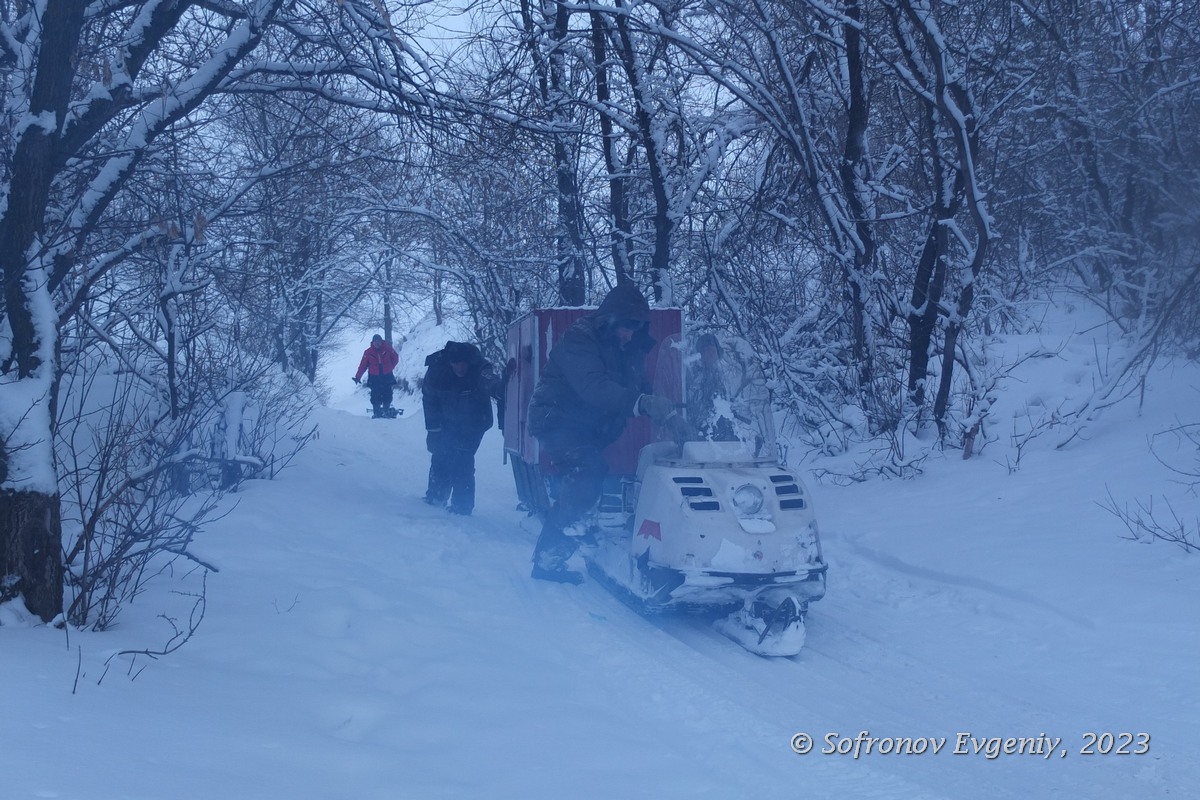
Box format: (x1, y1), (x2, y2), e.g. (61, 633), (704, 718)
(527, 283), (685, 583)
(422, 341), (498, 515)
(354, 334), (401, 418)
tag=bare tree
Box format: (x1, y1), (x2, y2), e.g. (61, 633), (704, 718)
(0, 0), (432, 622)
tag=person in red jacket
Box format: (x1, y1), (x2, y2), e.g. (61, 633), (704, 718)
(353, 334), (400, 418)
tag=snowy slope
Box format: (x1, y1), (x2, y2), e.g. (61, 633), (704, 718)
(2, 311), (1198, 800)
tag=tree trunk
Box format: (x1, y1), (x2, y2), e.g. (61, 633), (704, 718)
(0, 0), (82, 625)
(383, 257), (394, 343)
(550, 1), (587, 306)
(0, 490), (64, 622)
(591, 12), (633, 286)
(906, 94), (959, 410)
(838, 0), (875, 390)
(432, 270), (443, 326)
(907, 219), (948, 408)
(554, 139), (588, 306)
(614, 3), (672, 302)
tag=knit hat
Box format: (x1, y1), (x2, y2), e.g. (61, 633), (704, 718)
(371, 334), (383, 343)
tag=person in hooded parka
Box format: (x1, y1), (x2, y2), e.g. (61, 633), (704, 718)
(526, 283), (685, 583)
(422, 341), (498, 515)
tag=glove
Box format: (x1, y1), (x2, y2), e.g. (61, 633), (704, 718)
(352, 376), (361, 385)
(426, 429), (442, 453)
(637, 394), (675, 424)
(664, 413), (692, 447)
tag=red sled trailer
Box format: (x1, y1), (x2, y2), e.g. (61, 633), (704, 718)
(502, 307), (827, 657)
(502, 306), (683, 503)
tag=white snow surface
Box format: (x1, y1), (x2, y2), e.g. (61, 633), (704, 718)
(2, 307), (1199, 799)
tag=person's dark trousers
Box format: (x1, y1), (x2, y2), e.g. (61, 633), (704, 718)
(532, 434), (609, 568)
(426, 432), (482, 513)
(367, 374), (395, 416)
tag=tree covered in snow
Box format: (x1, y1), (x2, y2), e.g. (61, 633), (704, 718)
(2, 0), (1198, 625)
(437, 0), (1198, 456)
(0, 0), (431, 624)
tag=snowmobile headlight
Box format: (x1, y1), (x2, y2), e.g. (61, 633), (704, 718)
(731, 484), (765, 516)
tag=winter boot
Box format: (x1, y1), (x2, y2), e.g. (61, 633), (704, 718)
(530, 528), (583, 584)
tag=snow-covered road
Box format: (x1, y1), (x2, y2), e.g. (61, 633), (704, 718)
(3, 326), (1197, 800)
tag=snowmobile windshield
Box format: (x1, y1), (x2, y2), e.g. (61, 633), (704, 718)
(652, 332), (776, 461)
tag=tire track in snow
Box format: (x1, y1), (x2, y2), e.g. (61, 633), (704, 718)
(838, 532), (1095, 629)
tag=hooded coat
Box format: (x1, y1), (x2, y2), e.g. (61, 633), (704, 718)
(527, 284), (655, 448)
(422, 341), (497, 439)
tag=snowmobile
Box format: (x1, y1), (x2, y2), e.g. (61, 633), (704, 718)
(503, 308), (826, 657)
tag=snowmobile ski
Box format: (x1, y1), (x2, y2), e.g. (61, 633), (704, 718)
(711, 591), (808, 657)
